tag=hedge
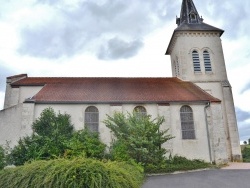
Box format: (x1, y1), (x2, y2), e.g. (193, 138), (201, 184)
(0, 158), (144, 188)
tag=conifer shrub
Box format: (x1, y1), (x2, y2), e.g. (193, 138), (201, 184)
(0, 158), (144, 188)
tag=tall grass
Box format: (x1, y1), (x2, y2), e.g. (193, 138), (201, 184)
(0, 158), (144, 188)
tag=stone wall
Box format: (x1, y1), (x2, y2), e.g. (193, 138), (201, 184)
(209, 103), (228, 163)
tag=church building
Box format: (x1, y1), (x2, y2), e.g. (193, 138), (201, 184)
(0, 0), (241, 163)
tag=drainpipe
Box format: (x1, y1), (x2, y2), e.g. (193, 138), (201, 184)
(204, 102), (213, 163)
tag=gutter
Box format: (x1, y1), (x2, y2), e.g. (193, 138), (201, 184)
(204, 102), (213, 163)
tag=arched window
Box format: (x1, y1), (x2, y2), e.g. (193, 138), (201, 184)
(85, 106), (99, 132)
(192, 50), (201, 72)
(133, 106), (147, 117)
(203, 50), (212, 72)
(180, 105), (195, 139)
(190, 13), (197, 23)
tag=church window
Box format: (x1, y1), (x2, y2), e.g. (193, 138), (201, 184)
(85, 106), (99, 132)
(203, 50), (212, 72)
(192, 50), (201, 72)
(134, 106), (147, 117)
(180, 105), (195, 139)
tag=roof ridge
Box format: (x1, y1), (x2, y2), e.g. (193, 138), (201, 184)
(25, 76), (173, 79)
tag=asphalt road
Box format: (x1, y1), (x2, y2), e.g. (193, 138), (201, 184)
(143, 169), (250, 188)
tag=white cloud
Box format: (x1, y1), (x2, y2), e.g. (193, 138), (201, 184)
(0, 92), (4, 110)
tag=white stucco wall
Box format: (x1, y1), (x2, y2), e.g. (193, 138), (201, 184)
(0, 103), (34, 147)
(170, 32), (228, 82)
(0, 101), (230, 163)
(19, 86), (43, 103)
(209, 103), (228, 163)
(169, 103), (211, 162)
(4, 87), (20, 109)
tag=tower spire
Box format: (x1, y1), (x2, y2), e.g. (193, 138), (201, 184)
(176, 0), (203, 26)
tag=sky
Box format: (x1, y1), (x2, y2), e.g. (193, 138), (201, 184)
(0, 0), (249, 143)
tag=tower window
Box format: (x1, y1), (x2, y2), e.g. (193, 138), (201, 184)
(85, 106), (99, 132)
(190, 13), (197, 23)
(192, 50), (201, 72)
(203, 50), (212, 72)
(180, 105), (195, 139)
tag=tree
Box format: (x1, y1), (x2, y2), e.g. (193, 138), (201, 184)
(9, 108), (75, 165)
(104, 112), (173, 167)
(244, 141), (247, 145)
(8, 108), (106, 166)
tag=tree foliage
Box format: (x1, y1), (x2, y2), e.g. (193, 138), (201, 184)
(0, 145), (5, 170)
(104, 112), (173, 167)
(242, 147), (250, 162)
(64, 129), (106, 159)
(8, 108), (106, 166)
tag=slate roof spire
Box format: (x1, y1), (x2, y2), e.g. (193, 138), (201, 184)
(166, 0), (224, 55)
(176, 0), (203, 26)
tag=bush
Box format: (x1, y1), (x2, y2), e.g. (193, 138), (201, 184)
(0, 158), (144, 188)
(242, 147), (250, 162)
(9, 108), (75, 165)
(64, 129), (106, 159)
(0, 145), (5, 170)
(8, 108), (106, 165)
(144, 156), (211, 173)
(104, 112), (173, 167)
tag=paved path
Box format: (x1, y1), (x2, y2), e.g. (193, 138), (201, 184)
(221, 162), (250, 169)
(143, 163), (250, 188)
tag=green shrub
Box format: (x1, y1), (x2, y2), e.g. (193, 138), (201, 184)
(104, 112), (173, 167)
(64, 129), (106, 159)
(8, 108), (75, 165)
(0, 145), (5, 170)
(0, 158), (144, 188)
(8, 108), (106, 165)
(109, 140), (131, 162)
(144, 155), (211, 173)
(242, 147), (250, 162)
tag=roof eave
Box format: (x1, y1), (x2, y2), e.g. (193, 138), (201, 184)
(166, 27), (224, 55)
(24, 100), (219, 105)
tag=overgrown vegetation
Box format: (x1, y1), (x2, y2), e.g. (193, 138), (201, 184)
(145, 155), (211, 173)
(8, 108), (106, 166)
(104, 112), (173, 170)
(242, 146), (250, 162)
(0, 145), (5, 170)
(0, 158), (144, 188)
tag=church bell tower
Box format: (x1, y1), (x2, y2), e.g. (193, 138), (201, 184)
(166, 0), (241, 161)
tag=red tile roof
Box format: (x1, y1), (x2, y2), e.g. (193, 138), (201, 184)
(11, 77), (220, 104)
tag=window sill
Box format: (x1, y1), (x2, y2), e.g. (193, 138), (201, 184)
(205, 71), (213, 74)
(194, 71), (202, 74)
